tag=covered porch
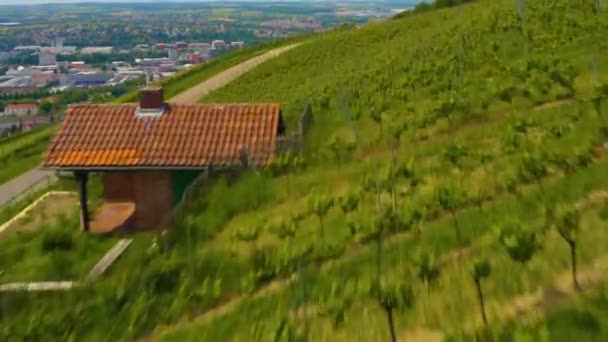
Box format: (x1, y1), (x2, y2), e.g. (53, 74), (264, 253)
(73, 169), (205, 234)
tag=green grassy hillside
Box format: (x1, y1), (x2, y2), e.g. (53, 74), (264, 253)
(2, 0), (608, 341)
(0, 125), (56, 184)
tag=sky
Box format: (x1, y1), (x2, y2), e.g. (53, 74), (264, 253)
(3, 0), (207, 4)
(1, 0), (280, 5)
(1, 0), (374, 4)
(0, 0), (419, 6)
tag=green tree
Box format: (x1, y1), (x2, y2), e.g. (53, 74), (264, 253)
(339, 192), (360, 215)
(38, 100), (53, 114)
(436, 184), (461, 240)
(396, 158), (423, 194)
(370, 280), (413, 342)
(471, 258), (491, 325)
(552, 205), (582, 291)
(415, 251), (441, 324)
(339, 191), (360, 237)
(371, 110), (383, 141)
(498, 220), (542, 265)
(443, 143), (469, 175)
(497, 220), (543, 290)
(520, 152), (549, 194)
(308, 194), (334, 238)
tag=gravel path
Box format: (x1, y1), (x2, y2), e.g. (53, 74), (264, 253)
(0, 169), (55, 209)
(169, 43), (301, 104)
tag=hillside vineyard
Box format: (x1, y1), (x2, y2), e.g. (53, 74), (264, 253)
(3, 0), (608, 341)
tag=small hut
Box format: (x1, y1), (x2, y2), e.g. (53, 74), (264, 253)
(42, 87), (285, 233)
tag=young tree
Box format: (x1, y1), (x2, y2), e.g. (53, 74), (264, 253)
(39, 100), (53, 115)
(443, 143), (469, 181)
(339, 192), (360, 216)
(471, 258), (491, 325)
(384, 169), (399, 211)
(416, 251), (441, 295)
(497, 220), (543, 290)
(389, 121), (408, 165)
(371, 207), (404, 288)
(520, 152), (548, 195)
(267, 152), (305, 194)
(340, 191), (361, 237)
(553, 205), (582, 291)
(436, 185), (461, 240)
(364, 174), (390, 211)
(371, 280), (413, 342)
(371, 110), (383, 141)
(396, 158), (423, 196)
(415, 251), (441, 324)
(308, 194), (335, 238)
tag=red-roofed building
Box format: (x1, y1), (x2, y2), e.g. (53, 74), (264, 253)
(42, 87), (286, 233)
(4, 103), (39, 116)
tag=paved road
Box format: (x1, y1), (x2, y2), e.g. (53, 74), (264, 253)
(0, 43), (301, 210)
(169, 43), (300, 104)
(0, 169), (55, 209)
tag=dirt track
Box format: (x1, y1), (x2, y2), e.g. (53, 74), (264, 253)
(169, 43), (301, 104)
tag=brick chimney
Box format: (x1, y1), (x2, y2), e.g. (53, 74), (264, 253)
(137, 87), (165, 117)
(139, 87), (164, 110)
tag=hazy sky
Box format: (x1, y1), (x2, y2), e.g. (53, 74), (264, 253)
(1, 0), (415, 6)
(1, 0), (272, 5)
(1, 0), (330, 4)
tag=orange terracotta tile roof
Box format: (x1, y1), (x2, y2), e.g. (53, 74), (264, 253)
(43, 103), (283, 168)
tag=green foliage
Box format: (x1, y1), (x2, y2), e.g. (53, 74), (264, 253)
(497, 220), (543, 265)
(554, 205), (581, 242)
(370, 280), (414, 312)
(179, 171), (271, 241)
(415, 251), (441, 289)
(436, 184), (461, 213)
(339, 192), (360, 214)
(375, 206), (406, 235)
(40, 227), (74, 252)
(0, 125), (57, 184)
(518, 151), (550, 186)
(327, 136), (356, 163)
(273, 220), (297, 240)
(471, 258), (491, 280)
(443, 143), (470, 168)
(308, 193), (335, 237)
(600, 203), (608, 221)
(234, 225), (261, 243)
(265, 151), (305, 177)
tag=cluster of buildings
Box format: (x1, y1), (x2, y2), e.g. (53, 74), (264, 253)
(0, 38), (247, 137)
(0, 103), (52, 138)
(0, 38), (247, 95)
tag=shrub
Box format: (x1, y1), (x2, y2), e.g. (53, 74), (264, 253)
(143, 258), (183, 294)
(177, 171), (272, 241)
(40, 228), (74, 252)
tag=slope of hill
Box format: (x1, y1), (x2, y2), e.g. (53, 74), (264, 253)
(2, 0), (608, 341)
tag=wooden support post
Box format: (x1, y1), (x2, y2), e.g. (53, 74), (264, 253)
(75, 171), (90, 232)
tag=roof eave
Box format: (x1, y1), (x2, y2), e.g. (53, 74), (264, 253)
(40, 164), (257, 172)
